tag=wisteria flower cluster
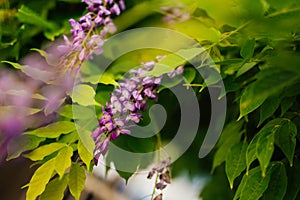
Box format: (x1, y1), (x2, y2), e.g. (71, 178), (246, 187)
(91, 60), (163, 163)
(147, 157), (172, 200)
(58, 0), (125, 74)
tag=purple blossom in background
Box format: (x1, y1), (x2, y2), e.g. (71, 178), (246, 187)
(0, 70), (56, 161)
(57, 0), (125, 74)
(91, 58), (185, 164)
(161, 7), (190, 24)
(1, 0), (126, 161)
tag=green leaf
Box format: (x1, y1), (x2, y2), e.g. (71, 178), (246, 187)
(68, 163), (86, 200)
(280, 96), (295, 116)
(246, 133), (260, 174)
(284, 158), (300, 200)
(25, 121), (76, 138)
(75, 123), (96, 155)
(225, 141), (247, 189)
(1, 61), (25, 70)
(116, 170), (134, 183)
(113, 1), (157, 33)
(30, 48), (57, 65)
(39, 175), (68, 200)
(55, 146), (73, 178)
(265, 51), (300, 76)
(16, 5), (57, 30)
(212, 123), (244, 172)
(99, 72), (118, 86)
(44, 25), (68, 41)
(197, 0), (264, 27)
(71, 84), (96, 106)
(273, 119), (297, 166)
(58, 105), (75, 119)
(59, 105), (96, 120)
(26, 158), (56, 200)
(183, 67), (196, 83)
(24, 143), (67, 161)
(172, 19), (221, 42)
(216, 121), (244, 147)
(262, 162), (287, 200)
(58, 131), (79, 144)
(2, 61), (54, 83)
(78, 139), (93, 171)
(234, 165), (272, 200)
(258, 96), (281, 126)
(266, 0), (299, 9)
(201, 167), (235, 200)
(215, 59), (244, 65)
(6, 135), (46, 160)
(144, 63), (174, 77)
(256, 125), (275, 177)
(240, 39), (255, 59)
(239, 69), (299, 119)
(247, 118), (297, 176)
(236, 61), (257, 77)
(145, 48), (205, 77)
(158, 75), (183, 92)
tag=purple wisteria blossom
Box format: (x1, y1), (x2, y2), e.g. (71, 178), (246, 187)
(91, 58), (185, 164)
(57, 0), (125, 74)
(91, 60), (163, 164)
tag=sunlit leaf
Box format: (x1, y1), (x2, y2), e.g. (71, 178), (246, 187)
(26, 158), (56, 200)
(55, 146), (73, 178)
(58, 131), (79, 144)
(39, 175), (68, 200)
(78, 139), (93, 170)
(197, 0), (264, 26)
(71, 84), (96, 106)
(171, 19), (221, 42)
(59, 104), (96, 120)
(145, 48), (205, 77)
(25, 121), (76, 138)
(68, 163), (86, 200)
(24, 143), (67, 161)
(1, 61), (25, 69)
(99, 72), (118, 86)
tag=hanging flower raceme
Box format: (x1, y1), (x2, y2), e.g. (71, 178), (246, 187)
(91, 57), (185, 164)
(91, 60), (163, 164)
(57, 0), (125, 74)
(147, 157), (172, 200)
